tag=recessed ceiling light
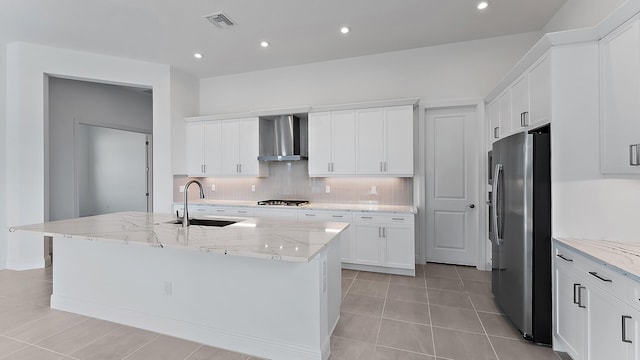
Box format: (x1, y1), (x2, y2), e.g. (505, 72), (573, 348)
(477, 1), (489, 10)
(193, 53), (203, 59)
(340, 26), (350, 34)
(260, 41), (270, 48)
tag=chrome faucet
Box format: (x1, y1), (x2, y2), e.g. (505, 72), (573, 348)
(182, 180), (205, 227)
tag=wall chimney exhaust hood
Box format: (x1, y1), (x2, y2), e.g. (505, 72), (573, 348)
(258, 114), (308, 161)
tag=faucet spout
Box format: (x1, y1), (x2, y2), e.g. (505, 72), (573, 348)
(183, 180), (205, 227)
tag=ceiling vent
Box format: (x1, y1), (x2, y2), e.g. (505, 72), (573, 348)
(205, 12), (237, 29)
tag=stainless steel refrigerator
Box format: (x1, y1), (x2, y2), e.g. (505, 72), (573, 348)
(491, 126), (551, 345)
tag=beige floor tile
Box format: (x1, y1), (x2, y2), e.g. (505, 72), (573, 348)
(432, 327), (497, 360)
(426, 277), (464, 292)
(382, 299), (430, 325)
(36, 318), (120, 355)
(456, 266), (492, 282)
(0, 335), (28, 357)
(430, 305), (484, 333)
(425, 263), (459, 279)
(1, 345), (68, 360)
(462, 280), (492, 295)
(390, 274), (426, 288)
(342, 277), (354, 299)
(374, 346), (434, 360)
(4, 310), (87, 343)
(349, 279), (389, 298)
(387, 284), (428, 304)
(341, 269), (358, 279)
(333, 312), (381, 344)
(490, 336), (561, 360)
(70, 325), (158, 360)
(356, 272), (391, 283)
(328, 336), (375, 360)
(427, 289), (473, 310)
(469, 293), (502, 314)
(377, 319), (434, 355)
(478, 312), (522, 339)
(185, 345), (249, 359)
(0, 303), (54, 333)
(124, 335), (200, 360)
(341, 293), (385, 317)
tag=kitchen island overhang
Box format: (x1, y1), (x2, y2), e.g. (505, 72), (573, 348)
(11, 212), (348, 360)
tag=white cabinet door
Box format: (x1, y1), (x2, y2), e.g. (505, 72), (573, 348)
(586, 284), (631, 360)
(554, 261), (585, 360)
(385, 106), (413, 175)
(353, 224), (382, 266)
(528, 55), (551, 128)
(384, 225), (414, 269)
(204, 121), (222, 175)
(238, 118), (262, 176)
(356, 108), (385, 175)
(308, 112), (333, 176)
(221, 120), (240, 175)
(497, 90), (511, 139)
(331, 110), (357, 175)
(488, 99), (500, 143)
(185, 122), (205, 175)
(600, 16), (640, 174)
(510, 76), (529, 131)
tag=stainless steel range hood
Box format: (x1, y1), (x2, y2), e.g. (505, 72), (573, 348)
(258, 114), (308, 161)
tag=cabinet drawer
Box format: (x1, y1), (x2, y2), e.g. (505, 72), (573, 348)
(299, 211), (352, 222)
(553, 244), (578, 271)
(211, 206), (254, 216)
(254, 208), (299, 219)
(576, 256), (627, 301)
(354, 213), (413, 224)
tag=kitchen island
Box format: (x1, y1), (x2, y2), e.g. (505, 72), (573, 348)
(11, 212), (348, 360)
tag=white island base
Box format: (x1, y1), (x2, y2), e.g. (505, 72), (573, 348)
(50, 234), (341, 360)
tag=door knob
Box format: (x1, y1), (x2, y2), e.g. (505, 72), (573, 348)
(469, 204), (475, 209)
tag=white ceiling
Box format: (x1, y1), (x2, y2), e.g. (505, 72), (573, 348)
(0, 0), (566, 78)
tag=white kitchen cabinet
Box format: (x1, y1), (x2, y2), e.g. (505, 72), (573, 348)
(496, 90), (511, 140)
(299, 210), (353, 263)
(553, 242), (636, 359)
(488, 99), (500, 143)
(600, 14), (640, 174)
(510, 76), (529, 132)
(356, 105), (413, 176)
(221, 117), (268, 177)
(185, 121), (222, 176)
(528, 55), (552, 129)
(352, 213), (415, 273)
(253, 207), (299, 220)
(308, 110), (356, 176)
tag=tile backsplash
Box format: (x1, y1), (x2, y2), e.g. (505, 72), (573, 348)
(173, 161), (413, 205)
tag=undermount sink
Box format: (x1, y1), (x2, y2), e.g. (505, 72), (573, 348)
(166, 218), (238, 227)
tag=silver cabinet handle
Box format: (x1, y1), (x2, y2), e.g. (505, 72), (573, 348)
(589, 271), (612, 283)
(382, 227), (386, 237)
(331, 163), (334, 172)
(332, 215), (343, 218)
(384, 161), (387, 172)
(380, 162), (383, 172)
(238, 164), (242, 173)
(361, 216), (373, 219)
(520, 112), (529, 127)
(378, 227), (382, 237)
(305, 213), (316, 217)
(557, 254), (573, 262)
(216, 209), (225, 212)
(573, 283), (580, 305)
(578, 286), (586, 308)
(493, 127), (500, 139)
(238, 210), (247, 214)
(630, 144), (640, 166)
(391, 217), (404, 221)
(622, 315), (633, 343)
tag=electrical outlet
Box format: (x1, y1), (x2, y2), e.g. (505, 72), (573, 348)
(371, 185), (377, 195)
(251, 184), (256, 192)
(325, 185), (331, 194)
(211, 185), (216, 192)
(179, 186), (185, 193)
(164, 281), (172, 296)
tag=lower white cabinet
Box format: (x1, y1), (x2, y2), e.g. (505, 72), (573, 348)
(299, 210), (354, 263)
(553, 242), (636, 359)
(352, 213), (415, 272)
(253, 207), (299, 220)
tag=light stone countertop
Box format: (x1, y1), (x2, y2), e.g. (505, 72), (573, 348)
(11, 212), (349, 263)
(181, 200), (417, 214)
(555, 238), (640, 280)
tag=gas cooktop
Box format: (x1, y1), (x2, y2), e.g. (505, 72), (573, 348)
(257, 200), (309, 207)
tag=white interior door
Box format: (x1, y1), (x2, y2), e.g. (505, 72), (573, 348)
(426, 107), (479, 265)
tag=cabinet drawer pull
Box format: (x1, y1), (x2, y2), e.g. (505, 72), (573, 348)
(622, 315), (633, 343)
(305, 213), (316, 217)
(331, 215), (343, 218)
(630, 144), (640, 166)
(589, 271), (612, 283)
(378, 227), (382, 237)
(520, 111), (529, 127)
(573, 283), (580, 305)
(391, 217), (404, 221)
(557, 254), (573, 262)
(237, 210), (247, 214)
(216, 209), (225, 212)
(494, 127), (500, 139)
(361, 216), (373, 219)
(578, 286), (586, 308)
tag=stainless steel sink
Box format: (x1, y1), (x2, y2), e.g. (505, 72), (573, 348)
(165, 218), (237, 227)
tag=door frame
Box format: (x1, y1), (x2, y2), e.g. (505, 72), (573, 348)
(417, 99), (488, 270)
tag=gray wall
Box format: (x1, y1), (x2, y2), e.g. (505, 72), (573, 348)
(0, 44), (6, 268)
(48, 77), (153, 221)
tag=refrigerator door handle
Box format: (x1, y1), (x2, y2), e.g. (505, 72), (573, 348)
(492, 164), (502, 244)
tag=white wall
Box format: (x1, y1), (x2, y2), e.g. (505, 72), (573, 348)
(4, 42), (174, 270)
(170, 70), (199, 175)
(0, 44), (6, 269)
(48, 78), (153, 221)
(543, 0), (627, 33)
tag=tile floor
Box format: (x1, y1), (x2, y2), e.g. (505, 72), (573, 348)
(0, 263), (566, 360)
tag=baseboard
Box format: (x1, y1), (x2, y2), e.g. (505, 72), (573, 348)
(51, 294), (325, 360)
(342, 263), (415, 276)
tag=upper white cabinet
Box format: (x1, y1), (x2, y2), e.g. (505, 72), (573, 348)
(185, 121), (222, 176)
(356, 105), (414, 176)
(308, 110), (357, 176)
(186, 117), (267, 177)
(487, 98), (500, 143)
(600, 15), (640, 174)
